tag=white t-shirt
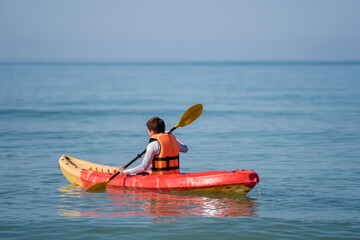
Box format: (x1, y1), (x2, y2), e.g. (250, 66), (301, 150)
(123, 139), (188, 175)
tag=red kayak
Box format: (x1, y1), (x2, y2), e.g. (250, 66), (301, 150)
(59, 155), (260, 194)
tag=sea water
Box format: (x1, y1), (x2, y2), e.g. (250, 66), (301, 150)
(0, 62), (359, 239)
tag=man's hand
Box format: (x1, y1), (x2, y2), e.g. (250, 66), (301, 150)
(118, 165), (126, 174)
(165, 130), (172, 134)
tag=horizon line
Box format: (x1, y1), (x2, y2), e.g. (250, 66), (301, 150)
(1, 59), (360, 65)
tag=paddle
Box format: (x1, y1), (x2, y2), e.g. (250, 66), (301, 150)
(86, 104), (203, 192)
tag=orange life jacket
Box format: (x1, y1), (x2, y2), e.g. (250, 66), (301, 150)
(149, 133), (180, 175)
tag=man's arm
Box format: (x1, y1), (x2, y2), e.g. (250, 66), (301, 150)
(121, 141), (160, 175)
(178, 140), (188, 153)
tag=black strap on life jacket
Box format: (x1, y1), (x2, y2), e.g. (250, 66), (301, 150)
(149, 138), (161, 157)
(149, 138), (157, 143)
(150, 155), (180, 172)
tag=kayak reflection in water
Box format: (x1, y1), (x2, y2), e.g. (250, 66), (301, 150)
(58, 186), (258, 219)
(108, 189), (259, 219)
(118, 117), (188, 176)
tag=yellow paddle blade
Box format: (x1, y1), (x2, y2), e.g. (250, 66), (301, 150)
(85, 180), (109, 192)
(176, 104), (203, 128)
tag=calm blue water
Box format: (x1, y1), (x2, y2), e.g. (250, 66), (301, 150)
(1, 62), (359, 239)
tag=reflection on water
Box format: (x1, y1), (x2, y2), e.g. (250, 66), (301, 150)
(58, 185), (258, 220)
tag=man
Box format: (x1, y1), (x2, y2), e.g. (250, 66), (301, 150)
(119, 117), (188, 175)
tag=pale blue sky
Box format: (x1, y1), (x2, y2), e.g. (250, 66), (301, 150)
(0, 0), (359, 61)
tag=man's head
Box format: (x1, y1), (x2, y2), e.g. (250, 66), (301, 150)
(146, 117), (165, 135)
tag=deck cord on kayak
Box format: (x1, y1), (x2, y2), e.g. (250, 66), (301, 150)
(123, 175), (129, 189)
